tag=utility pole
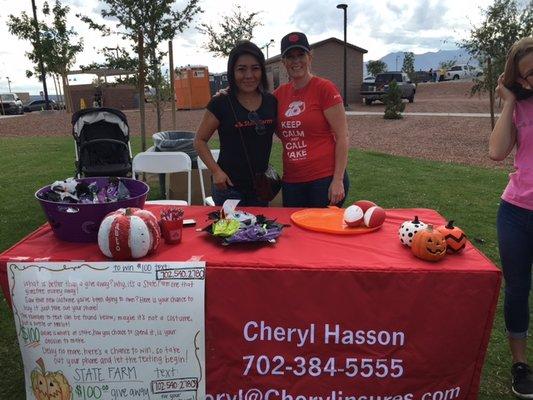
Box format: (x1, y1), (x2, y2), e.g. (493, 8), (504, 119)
(31, 0), (51, 110)
(263, 39), (274, 59)
(336, 3), (348, 108)
(6, 77), (12, 93)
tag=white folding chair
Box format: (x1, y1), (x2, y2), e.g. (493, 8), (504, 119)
(197, 149), (220, 206)
(132, 151), (192, 205)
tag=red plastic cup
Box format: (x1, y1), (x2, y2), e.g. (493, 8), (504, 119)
(160, 218), (183, 244)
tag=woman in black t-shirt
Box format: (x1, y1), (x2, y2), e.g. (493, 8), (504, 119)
(194, 41), (277, 206)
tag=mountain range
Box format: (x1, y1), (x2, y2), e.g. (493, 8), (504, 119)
(366, 48), (478, 73)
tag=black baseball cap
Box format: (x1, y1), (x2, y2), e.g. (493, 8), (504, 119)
(281, 32), (310, 57)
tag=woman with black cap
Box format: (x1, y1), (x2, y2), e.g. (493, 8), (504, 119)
(274, 32), (350, 208)
(194, 41), (277, 206)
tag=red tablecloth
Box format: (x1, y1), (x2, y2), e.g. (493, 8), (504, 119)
(1, 206), (501, 399)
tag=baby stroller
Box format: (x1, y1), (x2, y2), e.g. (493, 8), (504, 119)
(72, 107), (133, 178)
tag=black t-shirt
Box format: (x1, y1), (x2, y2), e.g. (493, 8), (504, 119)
(207, 92), (277, 189)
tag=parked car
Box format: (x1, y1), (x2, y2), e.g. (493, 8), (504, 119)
(445, 64), (483, 80)
(23, 99), (61, 112)
(24, 99), (65, 112)
(360, 72), (416, 105)
(0, 93), (24, 115)
(362, 76), (375, 84)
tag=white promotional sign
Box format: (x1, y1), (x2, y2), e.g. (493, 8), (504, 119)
(8, 261), (205, 400)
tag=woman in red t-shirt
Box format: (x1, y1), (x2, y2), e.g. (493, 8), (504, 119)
(274, 32), (350, 208)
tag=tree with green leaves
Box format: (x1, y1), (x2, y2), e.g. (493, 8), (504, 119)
(366, 60), (387, 77)
(197, 5), (262, 57)
(80, 46), (138, 73)
(383, 80), (405, 119)
(460, 0), (533, 95)
(8, 0), (83, 111)
(439, 59), (457, 70)
(80, 46), (139, 85)
(402, 52), (415, 81)
(79, 0), (202, 145)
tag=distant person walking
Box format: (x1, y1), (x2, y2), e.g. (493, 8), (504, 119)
(429, 68), (437, 82)
(438, 67), (446, 82)
(489, 36), (533, 398)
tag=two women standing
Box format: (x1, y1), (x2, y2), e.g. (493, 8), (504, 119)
(194, 33), (350, 208)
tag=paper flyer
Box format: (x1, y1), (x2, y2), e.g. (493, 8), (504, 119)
(8, 261), (206, 400)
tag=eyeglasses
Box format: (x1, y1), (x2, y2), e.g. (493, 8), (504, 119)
(248, 111), (267, 135)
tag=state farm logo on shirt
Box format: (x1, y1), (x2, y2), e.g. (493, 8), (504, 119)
(285, 100), (305, 117)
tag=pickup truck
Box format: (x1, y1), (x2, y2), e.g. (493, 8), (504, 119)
(445, 64), (483, 80)
(360, 72), (416, 105)
(0, 93), (24, 115)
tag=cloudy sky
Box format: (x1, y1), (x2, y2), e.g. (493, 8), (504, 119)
(0, 0), (496, 94)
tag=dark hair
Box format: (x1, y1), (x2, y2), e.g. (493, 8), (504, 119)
(227, 40), (269, 93)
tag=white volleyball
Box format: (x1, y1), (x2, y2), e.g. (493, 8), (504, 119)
(343, 205), (364, 227)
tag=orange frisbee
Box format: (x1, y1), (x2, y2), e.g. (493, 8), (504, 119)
(290, 207), (382, 235)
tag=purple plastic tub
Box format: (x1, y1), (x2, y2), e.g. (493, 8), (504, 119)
(35, 177), (149, 242)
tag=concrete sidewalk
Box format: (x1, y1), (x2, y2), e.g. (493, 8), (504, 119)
(346, 111), (500, 118)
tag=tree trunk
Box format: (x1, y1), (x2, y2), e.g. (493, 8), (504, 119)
(52, 74), (59, 106)
(138, 30), (147, 151)
(152, 48), (162, 132)
(57, 73), (65, 111)
(169, 40), (176, 129)
(61, 72), (72, 114)
(487, 57), (495, 130)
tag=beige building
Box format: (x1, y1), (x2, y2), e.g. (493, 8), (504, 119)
(266, 37), (367, 103)
(69, 84), (138, 112)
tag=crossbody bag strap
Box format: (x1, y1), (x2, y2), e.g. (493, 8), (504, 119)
(226, 95), (257, 185)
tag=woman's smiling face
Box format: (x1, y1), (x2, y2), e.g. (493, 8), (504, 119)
(233, 54), (262, 93)
(282, 48), (311, 80)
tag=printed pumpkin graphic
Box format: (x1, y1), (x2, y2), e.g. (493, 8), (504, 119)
(31, 358), (72, 400)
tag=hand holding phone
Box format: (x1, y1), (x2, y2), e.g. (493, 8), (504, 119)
(498, 74), (517, 103)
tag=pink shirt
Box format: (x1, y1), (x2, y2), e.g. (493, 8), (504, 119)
(502, 97), (533, 210)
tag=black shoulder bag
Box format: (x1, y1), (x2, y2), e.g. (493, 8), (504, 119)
(227, 96), (281, 202)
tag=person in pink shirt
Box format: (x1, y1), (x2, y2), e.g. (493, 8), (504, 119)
(274, 32), (349, 208)
(489, 37), (533, 398)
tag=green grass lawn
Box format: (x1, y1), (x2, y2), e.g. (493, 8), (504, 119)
(0, 135), (522, 399)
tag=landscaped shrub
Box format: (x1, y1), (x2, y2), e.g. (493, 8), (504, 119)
(383, 80), (405, 119)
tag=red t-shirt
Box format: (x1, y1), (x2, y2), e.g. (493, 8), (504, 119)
(274, 76), (343, 183)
